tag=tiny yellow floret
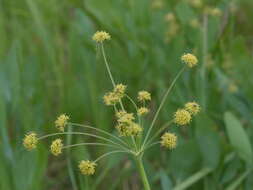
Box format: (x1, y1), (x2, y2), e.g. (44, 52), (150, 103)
(138, 91), (151, 102)
(181, 53), (198, 68)
(137, 107), (149, 116)
(79, 160), (96, 175)
(161, 132), (177, 149)
(92, 31), (111, 43)
(103, 84), (126, 106)
(23, 132), (38, 150)
(114, 84), (126, 95)
(185, 102), (200, 115)
(116, 122), (142, 137)
(103, 92), (119, 105)
(116, 111), (135, 124)
(174, 109), (191, 125)
(50, 139), (63, 156)
(55, 114), (70, 132)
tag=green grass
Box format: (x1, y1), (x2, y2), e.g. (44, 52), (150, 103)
(1, 0), (253, 189)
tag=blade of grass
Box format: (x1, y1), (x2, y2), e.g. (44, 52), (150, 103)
(173, 168), (212, 190)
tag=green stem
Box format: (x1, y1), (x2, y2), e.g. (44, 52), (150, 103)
(145, 120), (172, 148)
(136, 157), (151, 190)
(66, 126), (78, 190)
(200, 14), (208, 111)
(68, 122), (130, 148)
(101, 43), (116, 87)
(142, 67), (186, 149)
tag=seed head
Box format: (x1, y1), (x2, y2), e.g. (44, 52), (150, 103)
(50, 139), (63, 156)
(184, 102), (200, 115)
(79, 160), (96, 175)
(181, 53), (198, 68)
(174, 109), (191, 125)
(138, 91), (151, 102)
(55, 114), (69, 132)
(161, 132), (177, 149)
(137, 107), (149, 116)
(92, 31), (111, 43)
(23, 132), (38, 150)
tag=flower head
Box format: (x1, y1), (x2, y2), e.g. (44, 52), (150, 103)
(23, 132), (38, 150)
(113, 84), (126, 96)
(103, 92), (120, 105)
(137, 107), (149, 116)
(50, 139), (63, 156)
(103, 84), (126, 106)
(116, 111), (135, 123)
(185, 102), (200, 115)
(174, 109), (191, 125)
(55, 114), (69, 132)
(115, 122), (142, 137)
(138, 91), (151, 102)
(79, 160), (97, 175)
(181, 53), (198, 68)
(161, 132), (177, 149)
(92, 31), (111, 43)
(131, 123), (143, 136)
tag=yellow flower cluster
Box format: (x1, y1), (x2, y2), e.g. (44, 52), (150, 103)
(174, 102), (200, 125)
(138, 91), (151, 102)
(50, 139), (63, 156)
(92, 31), (111, 43)
(161, 132), (177, 149)
(181, 53), (198, 68)
(103, 84), (126, 106)
(23, 132), (38, 150)
(137, 107), (149, 116)
(115, 110), (142, 136)
(174, 109), (192, 125)
(185, 102), (200, 115)
(79, 160), (97, 175)
(55, 114), (70, 132)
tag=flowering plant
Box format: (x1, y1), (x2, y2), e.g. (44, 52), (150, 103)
(23, 31), (200, 190)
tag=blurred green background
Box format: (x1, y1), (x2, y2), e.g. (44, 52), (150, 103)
(1, 0), (253, 189)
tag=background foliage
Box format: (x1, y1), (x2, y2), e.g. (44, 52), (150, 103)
(1, 0), (253, 189)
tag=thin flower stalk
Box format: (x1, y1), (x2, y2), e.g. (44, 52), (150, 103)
(68, 122), (129, 148)
(142, 66), (186, 149)
(63, 142), (122, 150)
(94, 150), (132, 163)
(38, 132), (128, 150)
(145, 120), (173, 147)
